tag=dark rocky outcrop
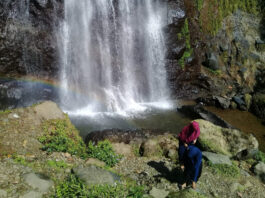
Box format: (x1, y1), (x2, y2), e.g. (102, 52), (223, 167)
(177, 104), (233, 128)
(0, 0), (63, 78)
(85, 128), (168, 145)
(0, 79), (59, 110)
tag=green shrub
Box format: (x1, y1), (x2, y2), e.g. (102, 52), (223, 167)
(38, 118), (87, 158)
(87, 140), (122, 167)
(54, 174), (145, 198)
(47, 160), (69, 170)
(208, 161), (240, 178)
(254, 151), (265, 163)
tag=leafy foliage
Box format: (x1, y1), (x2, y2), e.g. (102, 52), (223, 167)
(254, 151), (265, 163)
(178, 18), (193, 69)
(87, 140), (122, 167)
(38, 118), (87, 158)
(47, 160), (69, 170)
(54, 174), (145, 198)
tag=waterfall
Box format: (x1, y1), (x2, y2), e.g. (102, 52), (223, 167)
(58, 0), (171, 115)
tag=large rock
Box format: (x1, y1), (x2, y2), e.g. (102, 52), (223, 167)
(203, 52), (220, 70)
(23, 173), (54, 193)
(202, 152), (232, 165)
(196, 119), (258, 156)
(253, 162), (265, 183)
(73, 165), (120, 186)
(149, 187), (169, 198)
(141, 134), (179, 159)
(0, 0), (63, 78)
(34, 101), (64, 120)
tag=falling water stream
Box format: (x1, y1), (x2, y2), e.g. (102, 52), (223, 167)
(58, 0), (171, 116)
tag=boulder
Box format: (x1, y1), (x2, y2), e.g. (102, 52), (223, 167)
(203, 152), (232, 165)
(203, 52), (220, 70)
(141, 134), (179, 158)
(233, 96), (247, 111)
(149, 187), (169, 198)
(112, 142), (134, 157)
(73, 165), (120, 186)
(141, 139), (163, 157)
(196, 119), (258, 156)
(214, 96), (231, 109)
(23, 173), (54, 193)
(34, 101), (64, 120)
(235, 149), (259, 161)
(253, 162), (265, 183)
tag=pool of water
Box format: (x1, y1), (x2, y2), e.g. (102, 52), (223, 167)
(69, 108), (191, 139)
(206, 106), (265, 152)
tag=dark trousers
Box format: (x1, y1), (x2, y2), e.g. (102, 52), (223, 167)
(183, 162), (202, 184)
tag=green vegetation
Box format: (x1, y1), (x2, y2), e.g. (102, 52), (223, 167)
(196, 0), (262, 35)
(38, 118), (87, 158)
(0, 109), (12, 115)
(198, 138), (227, 155)
(208, 161), (240, 178)
(39, 118), (122, 167)
(12, 155), (30, 166)
(54, 174), (145, 198)
(47, 160), (69, 170)
(87, 140), (122, 167)
(206, 68), (222, 75)
(194, 0), (204, 11)
(254, 151), (265, 163)
(178, 19), (193, 69)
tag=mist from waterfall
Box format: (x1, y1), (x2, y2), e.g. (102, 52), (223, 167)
(58, 0), (171, 116)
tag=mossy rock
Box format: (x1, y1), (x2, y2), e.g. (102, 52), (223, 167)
(168, 189), (207, 198)
(196, 119), (258, 156)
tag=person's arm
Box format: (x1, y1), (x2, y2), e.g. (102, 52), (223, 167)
(178, 143), (186, 163)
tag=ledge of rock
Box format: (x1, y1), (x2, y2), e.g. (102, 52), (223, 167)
(177, 104), (233, 129)
(196, 119), (258, 156)
(85, 128), (169, 145)
(33, 101), (64, 120)
(73, 165), (120, 186)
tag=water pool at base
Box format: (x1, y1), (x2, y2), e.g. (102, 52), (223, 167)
(69, 108), (191, 139)
(206, 106), (265, 152)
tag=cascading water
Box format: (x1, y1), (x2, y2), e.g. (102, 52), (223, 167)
(58, 0), (171, 116)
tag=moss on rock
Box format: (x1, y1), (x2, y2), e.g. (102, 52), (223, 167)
(196, 119), (258, 156)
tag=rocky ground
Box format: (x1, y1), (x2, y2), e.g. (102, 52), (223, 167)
(0, 101), (265, 198)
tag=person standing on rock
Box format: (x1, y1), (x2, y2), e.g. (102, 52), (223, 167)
(178, 121), (202, 190)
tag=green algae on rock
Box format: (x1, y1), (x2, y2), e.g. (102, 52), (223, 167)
(196, 119), (259, 156)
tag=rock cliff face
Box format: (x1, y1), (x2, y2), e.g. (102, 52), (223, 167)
(0, 0), (264, 118)
(164, 0), (265, 121)
(0, 0), (63, 78)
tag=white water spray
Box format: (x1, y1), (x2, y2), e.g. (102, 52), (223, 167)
(58, 0), (171, 116)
